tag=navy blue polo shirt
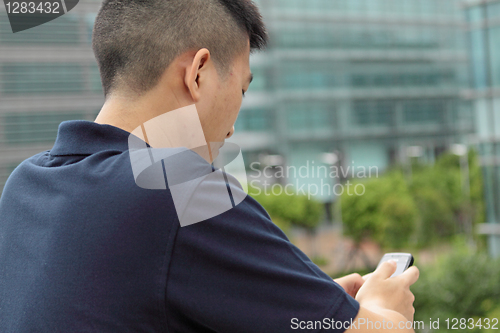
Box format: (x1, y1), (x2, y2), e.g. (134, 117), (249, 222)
(0, 120), (359, 332)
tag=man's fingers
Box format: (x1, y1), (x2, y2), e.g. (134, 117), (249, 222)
(362, 272), (373, 281)
(399, 266), (419, 286)
(334, 273), (365, 298)
(373, 260), (397, 280)
(346, 273), (364, 283)
(348, 273), (365, 294)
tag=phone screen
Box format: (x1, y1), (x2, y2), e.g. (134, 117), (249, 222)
(377, 253), (414, 278)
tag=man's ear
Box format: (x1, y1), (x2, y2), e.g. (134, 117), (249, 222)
(185, 48), (212, 103)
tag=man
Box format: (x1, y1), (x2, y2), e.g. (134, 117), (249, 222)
(0, 0), (419, 332)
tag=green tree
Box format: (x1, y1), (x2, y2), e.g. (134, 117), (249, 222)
(341, 170), (418, 250)
(435, 150), (486, 231)
(340, 150), (486, 251)
(410, 150), (486, 247)
(409, 166), (460, 247)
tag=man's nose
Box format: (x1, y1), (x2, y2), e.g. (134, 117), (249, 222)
(226, 126), (235, 139)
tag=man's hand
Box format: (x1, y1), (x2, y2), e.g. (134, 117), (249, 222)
(355, 261), (419, 322)
(334, 273), (365, 298)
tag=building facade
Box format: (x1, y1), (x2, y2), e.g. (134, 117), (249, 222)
(0, 1), (103, 190)
(463, 0), (500, 257)
(234, 0), (473, 202)
(0, 0), (473, 201)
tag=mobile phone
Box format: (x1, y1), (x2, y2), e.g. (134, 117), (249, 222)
(377, 253), (414, 278)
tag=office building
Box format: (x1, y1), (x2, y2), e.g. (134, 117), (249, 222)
(0, 1), (103, 189)
(234, 0), (473, 202)
(463, 0), (500, 257)
(0, 0), (473, 203)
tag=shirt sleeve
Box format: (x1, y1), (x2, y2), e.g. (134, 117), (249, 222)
(165, 180), (359, 333)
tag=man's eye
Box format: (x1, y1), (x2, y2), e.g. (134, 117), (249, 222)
(242, 90), (246, 97)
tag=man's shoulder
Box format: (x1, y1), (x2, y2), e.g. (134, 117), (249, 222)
(4, 147), (172, 208)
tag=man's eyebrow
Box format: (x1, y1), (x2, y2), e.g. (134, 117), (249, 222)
(248, 73), (254, 85)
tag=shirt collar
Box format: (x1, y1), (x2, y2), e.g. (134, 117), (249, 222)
(50, 120), (132, 156)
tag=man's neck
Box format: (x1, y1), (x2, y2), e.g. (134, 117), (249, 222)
(95, 89), (179, 133)
(95, 96), (213, 163)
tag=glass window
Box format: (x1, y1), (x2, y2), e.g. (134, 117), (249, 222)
(2, 111), (86, 144)
(351, 67), (455, 88)
(420, 0), (437, 15)
(347, 0), (365, 14)
(365, 0), (385, 15)
(470, 29), (487, 89)
(85, 13), (97, 44)
(487, 2), (500, 20)
(268, 0), (459, 17)
(280, 62), (337, 90)
(308, 0), (325, 11)
(403, 0), (420, 17)
(331, 0), (349, 13)
(391, 0), (406, 15)
(403, 100), (444, 124)
(89, 64), (103, 93)
(0, 12), (80, 44)
(274, 25), (336, 49)
(235, 108), (271, 132)
(248, 67), (267, 92)
(467, 6), (484, 23)
(488, 27), (500, 87)
(440, 0), (460, 18)
(1, 63), (84, 94)
(274, 24), (450, 50)
(352, 100), (394, 126)
(352, 74), (370, 87)
(287, 108), (308, 131)
(286, 102), (333, 132)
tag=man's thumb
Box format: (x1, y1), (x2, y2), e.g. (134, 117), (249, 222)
(373, 260), (397, 279)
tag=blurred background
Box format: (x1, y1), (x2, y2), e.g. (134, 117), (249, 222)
(1, 0), (500, 330)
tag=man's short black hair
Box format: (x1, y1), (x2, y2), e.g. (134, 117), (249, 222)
(92, 0), (268, 97)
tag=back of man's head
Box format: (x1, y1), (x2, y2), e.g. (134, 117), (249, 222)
(92, 0), (268, 97)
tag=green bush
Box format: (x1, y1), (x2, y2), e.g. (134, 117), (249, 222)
(250, 186), (324, 233)
(413, 244), (500, 332)
(311, 255), (329, 267)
